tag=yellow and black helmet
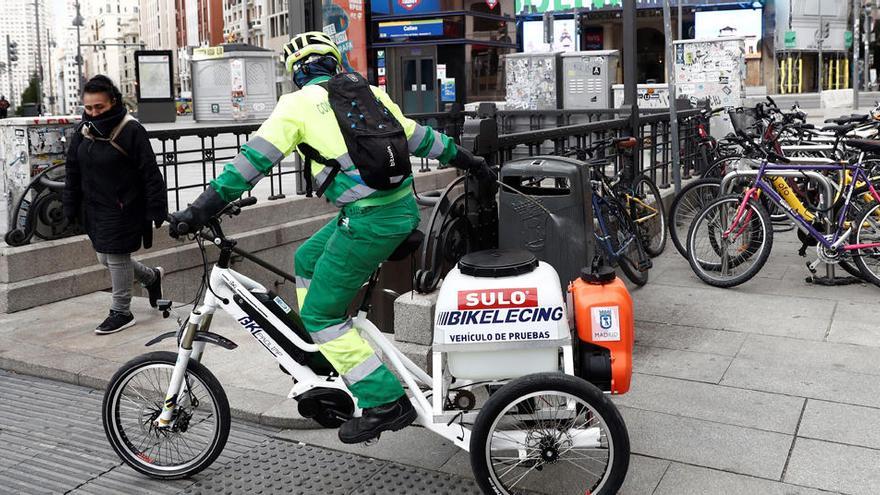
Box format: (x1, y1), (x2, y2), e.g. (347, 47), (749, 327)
(282, 31), (343, 73)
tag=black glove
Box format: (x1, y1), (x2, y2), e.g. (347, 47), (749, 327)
(450, 145), (497, 184)
(154, 219), (164, 229)
(169, 188), (227, 237)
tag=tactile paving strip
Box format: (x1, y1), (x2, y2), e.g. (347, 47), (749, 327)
(182, 438), (387, 495)
(351, 463), (482, 495)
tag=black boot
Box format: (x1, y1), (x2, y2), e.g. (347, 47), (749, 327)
(338, 395), (417, 444)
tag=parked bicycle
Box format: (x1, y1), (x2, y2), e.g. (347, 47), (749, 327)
(686, 142), (880, 288)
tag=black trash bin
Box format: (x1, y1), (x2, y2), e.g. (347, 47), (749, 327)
(498, 156), (594, 288)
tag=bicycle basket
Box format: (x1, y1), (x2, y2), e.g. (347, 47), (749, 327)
(728, 108), (757, 134)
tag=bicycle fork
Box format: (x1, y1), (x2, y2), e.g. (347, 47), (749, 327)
(155, 313), (206, 427)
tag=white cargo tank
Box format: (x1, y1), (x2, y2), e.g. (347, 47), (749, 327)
(433, 250), (571, 380)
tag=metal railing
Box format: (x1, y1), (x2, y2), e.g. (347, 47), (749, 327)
(147, 110), (478, 210)
(4, 105), (704, 246)
(488, 107), (705, 188)
(146, 106), (704, 213)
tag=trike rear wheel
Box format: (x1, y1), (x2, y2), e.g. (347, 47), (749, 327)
(469, 373), (629, 495)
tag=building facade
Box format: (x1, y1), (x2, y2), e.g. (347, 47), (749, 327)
(139, 0), (180, 94)
(0, 0), (52, 111)
(82, 0), (141, 105)
(177, 0), (226, 95)
(223, 0), (267, 47)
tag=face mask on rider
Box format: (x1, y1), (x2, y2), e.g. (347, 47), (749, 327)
(293, 57), (339, 89)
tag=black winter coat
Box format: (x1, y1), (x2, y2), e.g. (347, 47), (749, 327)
(62, 108), (168, 254)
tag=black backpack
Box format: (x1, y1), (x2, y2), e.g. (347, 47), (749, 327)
(299, 72), (411, 198)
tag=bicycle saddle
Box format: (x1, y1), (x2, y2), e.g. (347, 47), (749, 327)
(387, 229), (424, 262)
(845, 139), (880, 154)
(824, 115), (867, 125)
(820, 123), (858, 135)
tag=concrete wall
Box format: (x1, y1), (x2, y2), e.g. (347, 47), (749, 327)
(0, 169), (457, 317)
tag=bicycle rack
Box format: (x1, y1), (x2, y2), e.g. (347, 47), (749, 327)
(720, 169), (862, 286)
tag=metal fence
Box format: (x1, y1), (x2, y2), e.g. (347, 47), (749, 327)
(487, 107), (705, 189)
(147, 106), (704, 213)
(146, 110), (479, 211)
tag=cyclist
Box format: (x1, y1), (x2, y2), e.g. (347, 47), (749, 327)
(169, 32), (493, 443)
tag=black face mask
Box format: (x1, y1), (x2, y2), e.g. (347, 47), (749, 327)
(293, 56), (339, 88)
(81, 102), (127, 138)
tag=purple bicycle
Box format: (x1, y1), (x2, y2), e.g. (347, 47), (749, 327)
(685, 140), (880, 288)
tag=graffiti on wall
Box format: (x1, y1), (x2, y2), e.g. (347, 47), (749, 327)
(506, 55), (559, 111)
(674, 38), (746, 108)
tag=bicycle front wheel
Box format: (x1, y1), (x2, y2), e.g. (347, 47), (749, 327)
(686, 194), (773, 288)
(470, 373), (630, 495)
(853, 202), (880, 287)
(630, 175), (668, 257)
(102, 351), (231, 479)
(669, 178), (721, 258)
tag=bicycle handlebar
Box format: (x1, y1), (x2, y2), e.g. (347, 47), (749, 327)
(171, 196), (258, 236)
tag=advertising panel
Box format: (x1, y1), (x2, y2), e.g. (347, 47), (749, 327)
(695, 9), (763, 58)
(522, 19), (577, 53)
(135, 51), (173, 101)
(323, 0), (368, 75)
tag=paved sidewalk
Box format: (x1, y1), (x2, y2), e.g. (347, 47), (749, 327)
(1, 227), (879, 493)
(0, 370), (480, 495)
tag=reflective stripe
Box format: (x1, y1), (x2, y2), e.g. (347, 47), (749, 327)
(232, 154), (264, 185)
(317, 328), (375, 373)
(295, 287), (308, 311)
(428, 130), (445, 158)
(246, 136), (285, 165)
(336, 153), (355, 170)
(310, 319), (353, 345)
(341, 354), (383, 386)
(295, 276), (311, 289)
(313, 166), (332, 184)
(334, 183), (377, 205)
(407, 125), (428, 152)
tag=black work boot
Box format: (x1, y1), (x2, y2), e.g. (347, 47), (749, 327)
(145, 267), (164, 308)
(338, 396), (417, 444)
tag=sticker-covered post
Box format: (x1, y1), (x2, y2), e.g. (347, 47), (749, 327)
(662, 0), (681, 193)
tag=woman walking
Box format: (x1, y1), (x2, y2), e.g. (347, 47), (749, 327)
(63, 75), (168, 334)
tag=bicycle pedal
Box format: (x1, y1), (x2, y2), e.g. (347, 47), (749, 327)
(362, 436), (380, 447)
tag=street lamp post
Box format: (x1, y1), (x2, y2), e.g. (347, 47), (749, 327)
(73, 0), (85, 100)
(47, 29), (55, 114)
(853, 0), (861, 109)
(34, 0), (44, 114)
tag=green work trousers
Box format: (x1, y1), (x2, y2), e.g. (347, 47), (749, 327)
(294, 194), (420, 408)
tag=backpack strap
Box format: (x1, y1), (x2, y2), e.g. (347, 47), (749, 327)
(298, 142), (341, 198)
(107, 114), (134, 158)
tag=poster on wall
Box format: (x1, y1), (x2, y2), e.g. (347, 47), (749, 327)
(135, 51), (173, 101)
(323, 0), (368, 76)
(695, 9), (762, 59)
(230, 58), (247, 121)
(522, 19), (577, 53)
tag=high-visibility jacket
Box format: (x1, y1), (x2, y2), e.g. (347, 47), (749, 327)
(209, 75), (458, 207)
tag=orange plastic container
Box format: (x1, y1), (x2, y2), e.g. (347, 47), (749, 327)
(569, 266), (634, 394)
